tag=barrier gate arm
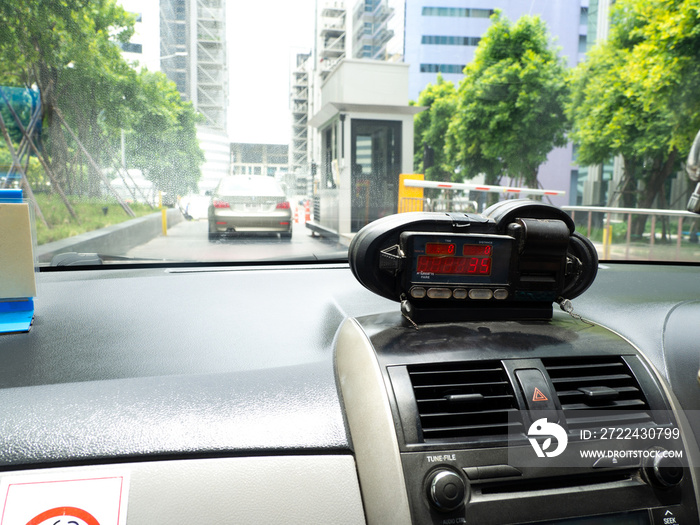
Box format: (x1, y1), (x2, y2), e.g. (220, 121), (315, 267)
(402, 178), (566, 197)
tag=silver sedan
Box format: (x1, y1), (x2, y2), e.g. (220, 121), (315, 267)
(208, 176), (293, 240)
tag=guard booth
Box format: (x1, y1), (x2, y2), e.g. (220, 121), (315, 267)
(307, 60), (423, 241)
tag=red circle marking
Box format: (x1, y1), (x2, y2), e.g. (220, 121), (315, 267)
(26, 506), (100, 525)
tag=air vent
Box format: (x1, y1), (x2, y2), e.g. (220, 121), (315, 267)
(407, 361), (522, 443)
(542, 356), (653, 429)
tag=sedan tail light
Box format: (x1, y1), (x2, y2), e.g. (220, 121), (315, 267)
(213, 198), (230, 209)
(276, 201), (291, 209)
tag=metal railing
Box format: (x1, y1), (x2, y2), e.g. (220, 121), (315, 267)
(397, 199), (700, 262)
(562, 206), (700, 262)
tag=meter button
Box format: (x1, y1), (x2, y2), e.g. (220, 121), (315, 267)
(410, 287), (427, 299)
(427, 288), (452, 299)
(493, 289), (509, 300)
(469, 289), (493, 300)
(453, 288), (467, 299)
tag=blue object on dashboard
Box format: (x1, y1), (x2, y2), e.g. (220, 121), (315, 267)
(0, 300), (34, 334)
(0, 188), (35, 334)
(0, 188), (23, 201)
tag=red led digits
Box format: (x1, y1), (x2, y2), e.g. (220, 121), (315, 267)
(442, 257), (454, 273)
(417, 257), (429, 273)
(479, 258), (491, 274)
(462, 244), (492, 256)
(426, 243), (456, 255)
(454, 257), (468, 274)
(416, 256), (492, 275)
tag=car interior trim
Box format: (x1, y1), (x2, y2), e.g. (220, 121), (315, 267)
(1, 455), (366, 525)
(335, 317), (412, 525)
(591, 318), (700, 507)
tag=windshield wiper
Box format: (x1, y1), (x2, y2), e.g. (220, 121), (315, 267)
(255, 250), (349, 263)
(48, 251), (348, 267)
(49, 252), (176, 267)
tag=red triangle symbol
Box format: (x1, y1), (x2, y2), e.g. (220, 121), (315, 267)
(532, 388), (548, 402)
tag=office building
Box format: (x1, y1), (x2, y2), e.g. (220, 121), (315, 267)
(160, 0), (230, 191)
(117, 0), (161, 72)
(290, 53), (312, 178)
(352, 0), (395, 60)
(290, 0), (396, 185)
(230, 143), (289, 178)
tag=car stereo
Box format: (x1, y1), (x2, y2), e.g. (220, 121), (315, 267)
(349, 200), (598, 323)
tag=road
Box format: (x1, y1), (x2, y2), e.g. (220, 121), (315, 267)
(126, 219), (348, 262)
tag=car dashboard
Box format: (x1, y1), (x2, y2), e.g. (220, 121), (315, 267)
(0, 261), (698, 524)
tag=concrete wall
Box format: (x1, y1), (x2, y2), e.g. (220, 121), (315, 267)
(37, 209), (184, 264)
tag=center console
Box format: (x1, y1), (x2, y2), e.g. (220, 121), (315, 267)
(337, 202), (700, 525)
(335, 313), (699, 525)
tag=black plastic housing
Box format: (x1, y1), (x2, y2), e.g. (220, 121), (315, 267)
(348, 200), (598, 322)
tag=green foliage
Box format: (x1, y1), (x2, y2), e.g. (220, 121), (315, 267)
(413, 74), (457, 182)
(446, 11), (569, 186)
(0, 0), (204, 205)
(618, 0), (700, 152)
(0, 148), (46, 188)
(123, 70), (205, 198)
(568, 0), (700, 210)
(32, 193), (153, 245)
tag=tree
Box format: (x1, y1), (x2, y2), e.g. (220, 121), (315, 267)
(446, 11), (569, 187)
(413, 74), (457, 183)
(567, 41), (675, 210)
(123, 70), (205, 199)
(0, 1), (204, 203)
(0, 0), (135, 195)
(568, 0), (700, 216)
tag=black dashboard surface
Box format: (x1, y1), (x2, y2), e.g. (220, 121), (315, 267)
(0, 262), (698, 469)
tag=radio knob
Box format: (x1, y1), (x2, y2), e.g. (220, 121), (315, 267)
(426, 469), (467, 512)
(647, 450), (684, 487)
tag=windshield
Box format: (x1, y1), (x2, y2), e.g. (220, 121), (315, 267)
(216, 176), (284, 196)
(1, 0), (699, 267)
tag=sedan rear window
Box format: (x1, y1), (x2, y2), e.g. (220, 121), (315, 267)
(218, 176), (283, 196)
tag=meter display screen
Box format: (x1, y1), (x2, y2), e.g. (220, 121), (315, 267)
(405, 233), (512, 286)
(416, 255), (491, 275)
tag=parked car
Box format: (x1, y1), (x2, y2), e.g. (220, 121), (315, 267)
(207, 175), (293, 240)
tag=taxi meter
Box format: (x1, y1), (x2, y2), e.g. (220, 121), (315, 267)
(349, 200), (598, 323)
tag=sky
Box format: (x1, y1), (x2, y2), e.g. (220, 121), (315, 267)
(226, 0), (316, 145)
(120, 0), (404, 146)
(226, 0), (405, 145)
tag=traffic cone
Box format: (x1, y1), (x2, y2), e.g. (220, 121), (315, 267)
(304, 200), (311, 222)
(294, 206), (299, 223)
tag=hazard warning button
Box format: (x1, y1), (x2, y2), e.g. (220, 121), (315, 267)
(515, 368), (559, 420)
(532, 387), (548, 402)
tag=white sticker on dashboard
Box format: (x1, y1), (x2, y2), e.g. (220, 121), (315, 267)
(0, 471), (129, 525)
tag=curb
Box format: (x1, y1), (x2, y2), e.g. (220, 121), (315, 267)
(36, 208), (184, 263)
